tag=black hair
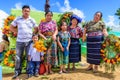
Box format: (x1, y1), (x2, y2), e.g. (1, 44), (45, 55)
(94, 11), (103, 20)
(45, 11), (53, 16)
(22, 5), (30, 10)
(59, 22), (67, 31)
(2, 35), (9, 43)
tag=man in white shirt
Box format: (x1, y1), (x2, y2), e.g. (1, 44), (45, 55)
(10, 5), (38, 79)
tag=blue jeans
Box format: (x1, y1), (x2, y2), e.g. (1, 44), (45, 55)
(15, 41), (32, 74)
(27, 61), (40, 75)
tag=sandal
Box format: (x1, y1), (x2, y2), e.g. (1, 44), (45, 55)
(93, 69), (98, 73)
(86, 67), (93, 71)
(72, 67), (76, 71)
(44, 72), (49, 75)
(63, 70), (68, 73)
(59, 71), (63, 74)
(49, 71), (54, 74)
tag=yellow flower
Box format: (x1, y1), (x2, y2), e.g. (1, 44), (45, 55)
(9, 63), (14, 67)
(107, 59), (110, 63)
(103, 58), (107, 61)
(100, 49), (105, 53)
(4, 26), (9, 30)
(4, 60), (8, 65)
(40, 18), (46, 22)
(33, 40), (46, 52)
(117, 57), (120, 61)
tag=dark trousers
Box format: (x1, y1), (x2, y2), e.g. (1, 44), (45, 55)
(27, 61), (40, 75)
(15, 41), (31, 74)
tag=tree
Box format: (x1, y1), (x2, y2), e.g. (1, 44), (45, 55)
(115, 8), (120, 19)
(107, 26), (112, 32)
(45, 0), (50, 12)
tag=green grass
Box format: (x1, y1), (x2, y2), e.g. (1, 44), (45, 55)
(11, 9), (61, 24)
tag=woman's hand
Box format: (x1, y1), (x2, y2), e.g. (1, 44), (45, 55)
(61, 47), (64, 52)
(28, 55), (31, 61)
(52, 35), (56, 41)
(66, 46), (69, 51)
(41, 56), (44, 61)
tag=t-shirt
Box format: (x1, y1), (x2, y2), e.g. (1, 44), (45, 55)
(28, 43), (44, 61)
(11, 16), (38, 42)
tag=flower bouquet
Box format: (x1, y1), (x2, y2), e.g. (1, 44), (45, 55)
(33, 40), (47, 52)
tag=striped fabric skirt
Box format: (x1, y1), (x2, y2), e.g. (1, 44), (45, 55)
(87, 35), (104, 65)
(44, 37), (58, 66)
(69, 38), (81, 63)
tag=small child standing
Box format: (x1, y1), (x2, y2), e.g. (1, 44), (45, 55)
(57, 22), (71, 74)
(27, 35), (44, 78)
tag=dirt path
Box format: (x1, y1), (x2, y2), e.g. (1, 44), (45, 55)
(3, 57), (120, 80)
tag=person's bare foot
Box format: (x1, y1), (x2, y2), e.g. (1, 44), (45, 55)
(72, 67), (76, 71)
(49, 71), (54, 74)
(44, 72), (49, 75)
(86, 65), (93, 71)
(67, 68), (70, 72)
(86, 67), (93, 71)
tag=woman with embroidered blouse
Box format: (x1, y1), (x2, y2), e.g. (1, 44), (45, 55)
(83, 11), (108, 72)
(38, 11), (58, 75)
(67, 14), (83, 71)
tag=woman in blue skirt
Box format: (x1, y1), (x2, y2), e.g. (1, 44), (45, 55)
(83, 11), (108, 72)
(67, 14), (83, 71)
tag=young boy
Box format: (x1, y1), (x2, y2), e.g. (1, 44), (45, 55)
(27, 35), (44, 78)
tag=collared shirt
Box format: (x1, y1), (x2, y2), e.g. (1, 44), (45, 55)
(11, 16), (38, 42)
(28, 43), (44, 61)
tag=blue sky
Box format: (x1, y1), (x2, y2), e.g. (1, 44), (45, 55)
(0, 0), (120, 30)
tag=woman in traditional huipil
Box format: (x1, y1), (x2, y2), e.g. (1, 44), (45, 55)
(39, 11), (58, 75)
(83, 11), (108, 72)
(67, 14), (83, 71)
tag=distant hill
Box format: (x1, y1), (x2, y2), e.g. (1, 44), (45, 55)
(11, 9), (61, 24)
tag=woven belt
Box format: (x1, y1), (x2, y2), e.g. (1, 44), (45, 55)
(87, 32), (103, 37)
(43, 32), (53, 36)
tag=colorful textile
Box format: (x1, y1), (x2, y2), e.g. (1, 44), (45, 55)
(57, 31), (70, 65)
(68, 26), (82, 63)
(85, 20), (105, 65)
(70, 14), (82, 23)
(39, 20), (58, 66)
(69, 38), (81, 63)
(85, 21), (106, 33)
(68, 26), (83, 39)
(44, 40), (58, 66)
(39, 20), (57, 34)
(87, 35), (104, 65)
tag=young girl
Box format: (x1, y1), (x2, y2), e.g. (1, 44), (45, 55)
(67, 14), (83, 71)
(57, 22), (71, 74)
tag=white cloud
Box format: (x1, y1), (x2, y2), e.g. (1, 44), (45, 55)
(0, 10), (9, 41)
(15, 2), (22, 9)
(14, 2), (38, 11)
(51, 2), (61, 7)
(0, 10), (9, 28)
(53, 0), (85, 21)
(105, 15), (120, 31)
